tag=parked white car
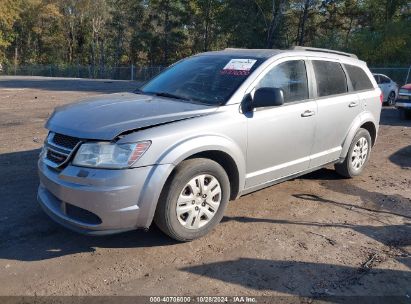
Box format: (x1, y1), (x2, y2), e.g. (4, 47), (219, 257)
(373, 73), (398, 106)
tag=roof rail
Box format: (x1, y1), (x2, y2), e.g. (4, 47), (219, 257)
(292, 46), (358, 59)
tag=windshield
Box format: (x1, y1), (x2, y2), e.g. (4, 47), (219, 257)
(140, 55), (264, 105)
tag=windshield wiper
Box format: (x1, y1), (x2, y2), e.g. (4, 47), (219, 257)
(134, 90), (210, 105)
(133, 90), (186, 100)
(153, 92), (191, 101)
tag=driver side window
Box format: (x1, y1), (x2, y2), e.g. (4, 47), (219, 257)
(256, 60), (309, 103)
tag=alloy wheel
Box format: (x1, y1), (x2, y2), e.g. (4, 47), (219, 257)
(351, 137), (369, 171)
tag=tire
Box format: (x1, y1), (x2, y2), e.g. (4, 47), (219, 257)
(386, 91), (396, 106)
(154, 158), (230, 241)
(335, 128), (372, 178)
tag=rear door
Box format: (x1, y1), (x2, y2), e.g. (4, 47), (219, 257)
(308, 59), (361, 168)
(344, 63), (380, 126)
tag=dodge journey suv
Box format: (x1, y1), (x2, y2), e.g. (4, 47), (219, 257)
(38, 47), (382, 241)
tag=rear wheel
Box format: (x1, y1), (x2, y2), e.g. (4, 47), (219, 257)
(335, 128), (372, 178)
(154, 158), (230, 241)
(387, 91), (396, 106)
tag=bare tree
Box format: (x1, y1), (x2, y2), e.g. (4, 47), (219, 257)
(296, 0), (315, 46)
(266, 0), (287, 48)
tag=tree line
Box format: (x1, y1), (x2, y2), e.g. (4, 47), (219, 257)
(0, 0), (410, 68)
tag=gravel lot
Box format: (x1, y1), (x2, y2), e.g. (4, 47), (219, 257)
(0, 76), (410, 299)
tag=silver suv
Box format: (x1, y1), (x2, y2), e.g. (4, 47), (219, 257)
(38, 47), (382, 241)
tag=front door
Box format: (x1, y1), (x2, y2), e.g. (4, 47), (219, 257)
(245, 59), (316, 188)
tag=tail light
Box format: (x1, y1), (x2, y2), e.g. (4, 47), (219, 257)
(379, 91), (384, 104)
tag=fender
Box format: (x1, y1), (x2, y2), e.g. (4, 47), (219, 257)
(159, 134), (246, 191)
(136, 163), (175, 229)
(137, 134), (247, 228)
(340, 111), (378, 159)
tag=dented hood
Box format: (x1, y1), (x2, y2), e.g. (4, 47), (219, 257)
(46, 92), (217, 140)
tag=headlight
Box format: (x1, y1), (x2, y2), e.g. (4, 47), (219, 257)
(72, 141), (151, 169)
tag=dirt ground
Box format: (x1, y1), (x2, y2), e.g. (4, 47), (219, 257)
(0, 76), (410, 300)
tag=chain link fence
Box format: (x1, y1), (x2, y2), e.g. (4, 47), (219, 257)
(369, 67), (411, 86)
(1, 64), (410, 85)
(0, 64), (165, 82)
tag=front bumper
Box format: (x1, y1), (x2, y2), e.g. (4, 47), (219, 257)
(37, 159), (173, 235)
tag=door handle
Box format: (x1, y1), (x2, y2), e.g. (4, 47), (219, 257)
(301, 110), (315, 117)
(349, 102), (359, 108)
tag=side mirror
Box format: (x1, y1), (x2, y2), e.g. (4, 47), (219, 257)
(252, 87), (284, 109)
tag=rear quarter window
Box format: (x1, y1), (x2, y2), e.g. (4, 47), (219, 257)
(380, 75), (390, 83)
(345, 64), (374, 91)
(312, 60), (347, 97)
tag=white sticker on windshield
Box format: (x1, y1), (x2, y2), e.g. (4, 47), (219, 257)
(223, 59), (257, 71)
(221, 59), (257, 76)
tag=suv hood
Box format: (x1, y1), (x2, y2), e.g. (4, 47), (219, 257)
(46, 92), (217, 140)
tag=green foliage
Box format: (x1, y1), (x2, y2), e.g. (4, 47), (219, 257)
(349, 20), (411, 66)
(0, 0), (410, 66)
(0, 0), (22, 62)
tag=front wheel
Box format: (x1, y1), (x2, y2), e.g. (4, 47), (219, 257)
(335, 128), (372, 178)
(154, 158), (230, 241)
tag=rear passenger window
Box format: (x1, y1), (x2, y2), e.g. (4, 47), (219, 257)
(312, 61), (347, 97)
(345, 64), (374, 91)
(256, 60), (308, 103)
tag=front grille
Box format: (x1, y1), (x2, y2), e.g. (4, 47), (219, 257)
(44, 132), (81, 168)
(52, 133), (81, 150)
(66, 203), (102, 225)
(47, 150), (68, 164)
